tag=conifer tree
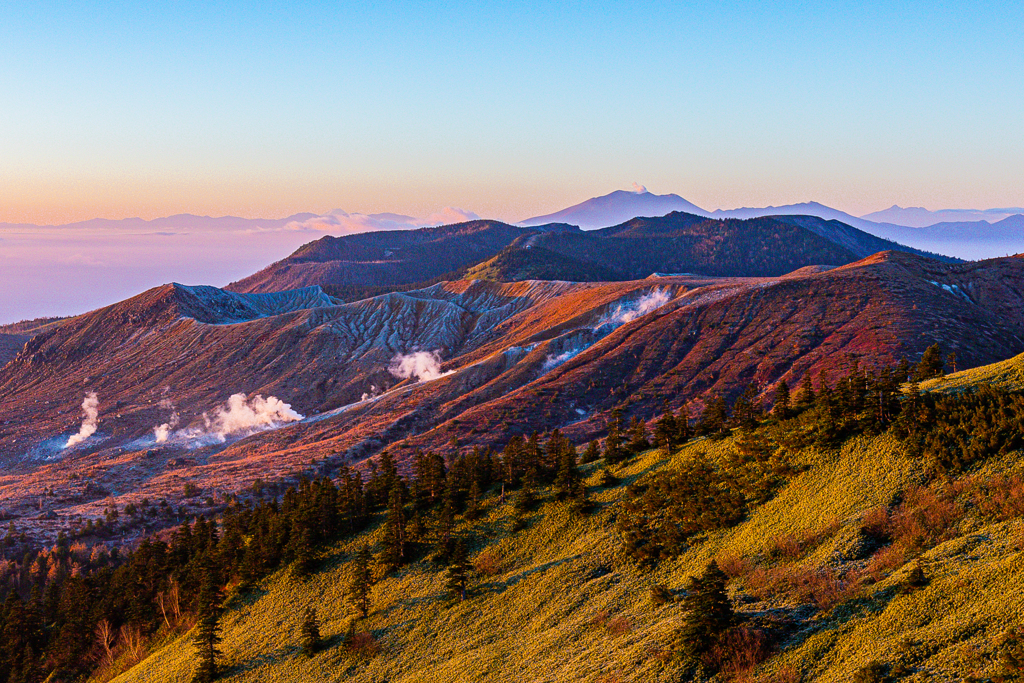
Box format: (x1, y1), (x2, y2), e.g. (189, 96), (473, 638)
(795, 373), (816, 408)
(191, 564), (223, 683)
(380, 480), (407, 571)
(773, 379), (791, 419)
(433, 485), (457, 563)
(300, 607), (321, 657)
(446, 539), (472, 601)
(348, 544), (372, 619)
(696, 396), (729, 438)
(554, 445), (582, 501)
(675, 561), (734, 665)
(915, 343), (945, 380)
(291, 526), (314, 580)
(580, 440), (601, 464)
(731, 382), (761, 430)
(654, 403), (678, 455)
(627, 416), (650, 454)
(464, 479), (483, 521)
(603, 411), (625, 464)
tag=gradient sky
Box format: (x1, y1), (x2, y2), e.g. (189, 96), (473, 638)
(2, 1), (1023, 226)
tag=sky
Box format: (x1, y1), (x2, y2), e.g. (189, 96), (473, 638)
(3, 0), (1023, 226)
(1, 1), (1023, 322)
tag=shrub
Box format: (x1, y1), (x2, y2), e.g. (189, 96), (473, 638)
(866, 544), (907, 582)
(715, 553), (752, 579)
(998, 628), (1024, 678)
(605, 616), (632, 637)
(973, 475), (1024, 521)
(900, 560), (928, 593)
(472, 548), (502, 577)
(707, 625), (773, 678)
(650, 583), (674, 607)
(344, 630), (380, 659)
(852, 660), (889, 683)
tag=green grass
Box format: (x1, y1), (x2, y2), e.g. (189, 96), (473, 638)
(112, 434), (1024, 683)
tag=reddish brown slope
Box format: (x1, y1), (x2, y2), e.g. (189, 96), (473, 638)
(1, 253), (1024, 541)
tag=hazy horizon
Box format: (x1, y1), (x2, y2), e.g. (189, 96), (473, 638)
(4, 2), (1023, 226)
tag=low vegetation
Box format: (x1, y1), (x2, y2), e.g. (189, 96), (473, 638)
(0, 349), (1022, 681)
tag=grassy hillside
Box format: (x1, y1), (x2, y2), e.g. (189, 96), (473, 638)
(112, 429), (1024, 682)
(922, 351), (1024, 394)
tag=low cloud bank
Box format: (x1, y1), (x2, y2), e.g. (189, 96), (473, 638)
(283, 207), (481, 234)
(65, 392), (99, 448)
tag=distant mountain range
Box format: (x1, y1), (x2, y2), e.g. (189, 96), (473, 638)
(520, 188), (705, 230)
(228, 211), (949, 295)
(520, 190), (1024, 260)
(862, 205), (1024, 227)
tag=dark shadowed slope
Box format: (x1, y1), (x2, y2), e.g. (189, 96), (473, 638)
(228, 220), (579, 293)
(229, 212), (950, 295)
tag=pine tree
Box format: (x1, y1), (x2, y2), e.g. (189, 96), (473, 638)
(795, 373), (816, 408)
(675, 561), (734, 665)
(464, 479), (483, 521)
(380, 480), (407, 571)
(348, 544), (372, 618)
(580, 440), (601, 464)
(191, 564), (223, 683)
(553, 445), (582, 501)
(603, 411), (625, 465)
(773, 380), (791, 419)
(445, 539), (472, 601)
(300, 607), (321, 657)
(915, 343), (945, 380)
(627, 416), (650, 454)
(654, 403), (678, 455)
(291, 526), (314, 580)
(731, 382), (761, 430)
(696, 396), (729, 438)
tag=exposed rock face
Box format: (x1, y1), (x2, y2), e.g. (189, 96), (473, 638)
(1, 252), (1023, 536)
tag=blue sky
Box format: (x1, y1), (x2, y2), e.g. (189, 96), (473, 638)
(2, 0), (1023, 223)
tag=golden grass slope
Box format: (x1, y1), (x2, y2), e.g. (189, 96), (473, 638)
(922, 351), (1024, 394)
(113, 429), (1024, 683)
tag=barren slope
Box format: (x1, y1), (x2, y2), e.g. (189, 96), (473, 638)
(1, 253), (1023, 541)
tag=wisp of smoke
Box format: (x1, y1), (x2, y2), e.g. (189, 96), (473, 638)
(65, 392), (99, 448)
(154, 412), (180, 443)
(541, 348), (584, 372)
(632, 182), (648, 194)
(540, 289), (673, 373)
(154, 393), (303, 445)
(595, 288), (671, 331)
(388, 350), (451, 382)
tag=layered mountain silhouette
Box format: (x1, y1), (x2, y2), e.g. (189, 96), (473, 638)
(229, 212), (950, 295)
(520, 188), (706, 230)
(520, 190), (1024, 260)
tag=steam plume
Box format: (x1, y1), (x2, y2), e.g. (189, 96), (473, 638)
(389, 350), (451, 382)
(595, 288), (671, 330)
(65, 392), (99, 448)
(154, 412), (180, 443)
(154, 393), (303, 445)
